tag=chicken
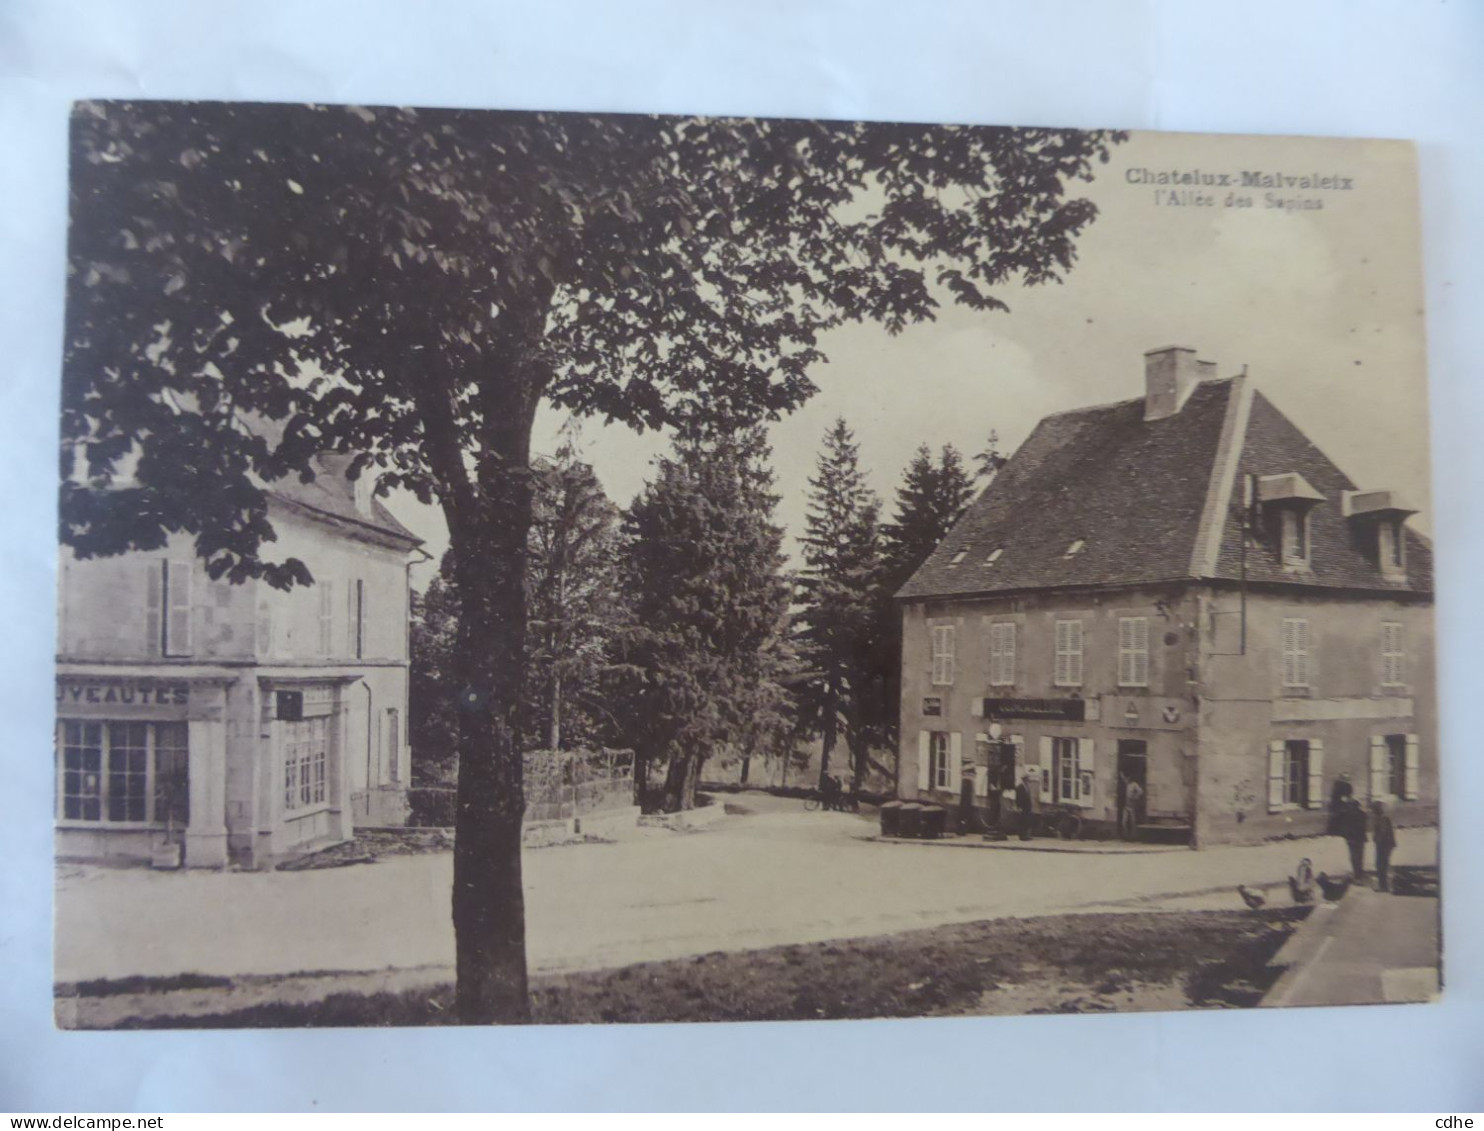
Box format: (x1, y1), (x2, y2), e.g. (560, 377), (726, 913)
(1238, 884), (1266, 910)
(1316, 872), (1351, 901)
(1288, 874), (1315, 904)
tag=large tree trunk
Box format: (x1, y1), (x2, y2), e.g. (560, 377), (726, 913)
(443, 363), (545, 1026)
(662, 747), (701, 811)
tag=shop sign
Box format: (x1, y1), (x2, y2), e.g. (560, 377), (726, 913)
(56, 680), (190, 708)
(976, 697), (1085, 723)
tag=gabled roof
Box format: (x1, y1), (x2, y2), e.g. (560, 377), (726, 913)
(270, 454), (421, 549)
(897, 375), (1432, 601)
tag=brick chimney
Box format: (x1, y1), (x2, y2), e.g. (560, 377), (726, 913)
(1143, 346), (1214, 421)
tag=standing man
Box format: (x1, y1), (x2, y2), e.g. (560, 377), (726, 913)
(1339, 796), (1369, 880)
(1015, 771), (1040, 841)
(1327, 772), (1354, 836)
(1372, 800), (1397, 891)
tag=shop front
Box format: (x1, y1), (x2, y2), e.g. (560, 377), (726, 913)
(54, 672), (235, 867)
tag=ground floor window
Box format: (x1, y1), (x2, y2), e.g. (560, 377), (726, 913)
(283, 715), (329, 811)
(57, 720), (189, 824)
(1052, 737), (1079, 804)
(1385, 734), (1406, 798)
(1284, 740), (1309, 807)
(929, 731), (951, 790)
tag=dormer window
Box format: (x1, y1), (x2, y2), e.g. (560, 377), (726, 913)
(1279, 508), (1310, 566)
(1341, 489), (1415, 581)
(1063, 539), (1085, 558)
(985, 548), (1003, 566)
(948, 548), (969, 567)
(1257, 473), (1324, 572)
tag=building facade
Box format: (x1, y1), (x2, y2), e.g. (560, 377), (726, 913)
(896, 347), (1437, 846)
(56, 455), (422, 868)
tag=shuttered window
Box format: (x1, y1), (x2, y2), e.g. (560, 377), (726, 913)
(1281, 618), (1311, 688)
(1054, 619), (1083, 687)
(1381, 621), (1404, 687)
(988, 622), (1016, 686)
(930, 624), (956, 687)
(1117, 617), (1149, 687)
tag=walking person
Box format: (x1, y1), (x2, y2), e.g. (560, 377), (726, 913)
(1015, 771), (1039, 841)
(1339, 796), (1369, 880)
(1372, 800), (1397, 891)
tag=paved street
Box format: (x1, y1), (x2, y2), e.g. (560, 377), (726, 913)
(54, 799), (1439, 983)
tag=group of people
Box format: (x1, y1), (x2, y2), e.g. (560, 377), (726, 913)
(1329, 773), (1399, 890)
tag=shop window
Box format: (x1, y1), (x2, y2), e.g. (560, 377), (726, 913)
(988, 622), (1015, 686)
(1117, 616), (1149, 687)
(283, 716), (329, 811)
(1054, 619), (1083, 686)
(56, 720), (189, 824)
(930, 624), (956, 686)
(1381, 621), (1404, 687)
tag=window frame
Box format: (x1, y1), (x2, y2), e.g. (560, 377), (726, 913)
(1381, 620), (1405, 687)
(1283, 739), (1310, 807)
(1385, 733), (1407, 799)
(282, 715), (331, 814)
(1117, 616), (1150, 688)
(1281, 617), (1311, 689)
(1054, 619), (1084, 687)
(55, 719), (188, 826)
(1279, 508), (1311, 568)
(1051, 736), (1079, 804)
(929, 624), (956, 687)
(987, 621), (1016, 687)
(929, 731), (952, 790)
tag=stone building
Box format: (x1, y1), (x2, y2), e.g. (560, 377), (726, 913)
(55, 455), (423, 868)
(896, 346), (1436, 846)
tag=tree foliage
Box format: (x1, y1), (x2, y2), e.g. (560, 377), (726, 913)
(614, 430), (793, 812)
(60, 99), (1123, 1021)
(794, 418), (886, 791)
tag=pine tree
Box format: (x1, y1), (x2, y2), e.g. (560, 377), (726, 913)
(796, 419), (885, 792)
(615, 429), (793, 811)
(865, 443), (980, 761)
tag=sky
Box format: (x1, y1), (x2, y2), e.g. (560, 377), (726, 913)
(387, 127), (1431, 586)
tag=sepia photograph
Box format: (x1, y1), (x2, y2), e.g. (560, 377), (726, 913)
(52, 102), (1439, 1032)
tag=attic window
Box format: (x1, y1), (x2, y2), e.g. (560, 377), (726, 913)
(948, 548), (969, 567)
(985, 548), (1004, 566)
(1063, 539), (1085, 558)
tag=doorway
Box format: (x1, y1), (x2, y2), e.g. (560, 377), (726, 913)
(1117, 739), (1148, 840)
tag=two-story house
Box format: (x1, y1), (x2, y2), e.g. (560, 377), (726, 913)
(896, 346), (1437, 846)
(55, 454), (423, 868)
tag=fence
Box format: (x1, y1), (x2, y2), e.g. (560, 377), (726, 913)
(407, 747), (636, 828)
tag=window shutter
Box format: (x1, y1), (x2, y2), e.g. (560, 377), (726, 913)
(145, 560), (163, 656)
(166, 559), (193, 656)
(1369, 735), (1387, 798)
(973, 734), (989, 797)
(948, 732), (963, 788)
(1069, 621), (1083, 685)
(1404, 734), (1420, 800)
(1306, 738), (1325, 809)
(1037, 736), (1053, 802)
(970, 697), (984, 719)
(1078, 738), (1096, 804)
(1134, 618), (1149, 685)
(1297, 620), (1311, 687)
(347, 583), (358, 656)
(1117, 619), (1131, 685)
(1267, 740), (1286, 811)
(1010, 734), (1024, 787)
(917, 731), (931, 793)
(318, 580), (335, 657)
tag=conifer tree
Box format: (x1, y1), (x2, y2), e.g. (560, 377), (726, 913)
(615, 429), (792, 811)
(796, 419), (885, 792)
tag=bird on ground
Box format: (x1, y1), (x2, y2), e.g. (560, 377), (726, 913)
(1316, 872), (1351, 901)
(1237, 884), (1266, 910)
(1288, 874), (1315, 904)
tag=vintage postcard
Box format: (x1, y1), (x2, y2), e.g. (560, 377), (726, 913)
(54, 103), (1437, 1027)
